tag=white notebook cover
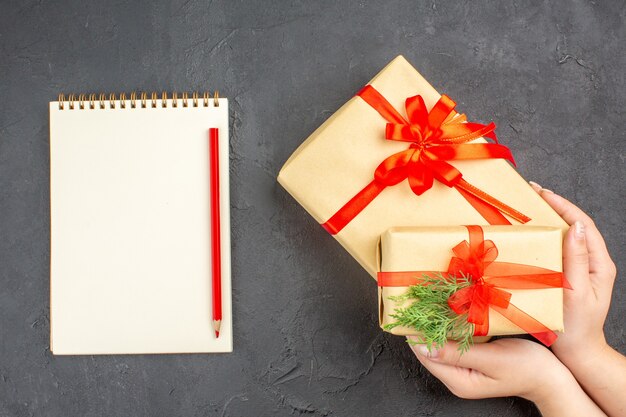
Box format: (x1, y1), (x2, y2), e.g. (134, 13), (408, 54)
(49, 97), (232, 354)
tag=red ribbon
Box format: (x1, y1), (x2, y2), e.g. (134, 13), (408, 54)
(321, 86), (531, 235)
(377, 226), (571, 346)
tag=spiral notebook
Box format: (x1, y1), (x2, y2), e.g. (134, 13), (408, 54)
(49, 92), (232, 355)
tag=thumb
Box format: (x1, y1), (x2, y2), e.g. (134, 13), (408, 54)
(563, 221), (591, 293)
(411, 339), (497, 372)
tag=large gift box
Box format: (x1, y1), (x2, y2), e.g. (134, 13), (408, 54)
(278, 56), (567, 278)
(378, 225), (568, 346)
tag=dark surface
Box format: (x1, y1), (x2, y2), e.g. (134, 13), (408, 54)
(1, 0), (624, 416)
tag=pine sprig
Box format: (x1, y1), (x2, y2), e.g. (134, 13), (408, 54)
(384, 272), (475, 354)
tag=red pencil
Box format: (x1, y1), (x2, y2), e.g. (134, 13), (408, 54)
(209, 128), (222, 338)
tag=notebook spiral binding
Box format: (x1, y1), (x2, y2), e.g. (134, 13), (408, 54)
(57, 91), (220, 110)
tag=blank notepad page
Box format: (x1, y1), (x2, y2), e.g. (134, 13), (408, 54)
(49, 94), (231, 354)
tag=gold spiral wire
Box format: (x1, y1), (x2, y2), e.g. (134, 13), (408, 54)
(57, 91), (220, 109)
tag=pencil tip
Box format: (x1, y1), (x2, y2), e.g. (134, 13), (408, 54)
(213, 319), (222, 338)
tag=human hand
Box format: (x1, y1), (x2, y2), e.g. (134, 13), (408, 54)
(410, 337), (605, 416)
(530, 182), (625, 417)
(529, 182), (616, 362)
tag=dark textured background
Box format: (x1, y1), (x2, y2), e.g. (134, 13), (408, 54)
(0, 0), (624, 416)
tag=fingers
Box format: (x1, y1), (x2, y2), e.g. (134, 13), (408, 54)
(529, 182), (614, 276)
(563, 221), (592, 294)
(414, 354), (489, 399)
(410, 342), (494, 399)
(529, 182), (594, 228)
(408, 339), (497, 372)
(529, 183), (591, 226)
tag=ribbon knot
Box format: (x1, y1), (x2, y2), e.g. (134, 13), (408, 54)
(401, 120), (441, 144)
(447, 229), (498, 279)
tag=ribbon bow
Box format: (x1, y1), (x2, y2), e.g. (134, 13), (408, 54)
(378, 226), (571, 346)
(321, 86), (531, 235)
(375, 89), (511, 196)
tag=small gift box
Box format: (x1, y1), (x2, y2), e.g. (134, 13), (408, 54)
(278, 56), (567, 278)
(378, 225), (569, 348)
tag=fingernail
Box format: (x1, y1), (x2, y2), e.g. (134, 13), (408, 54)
(416, 345), (439, 359)
(529, 181), (542, 192)
(574, 221), (585, 240)
(529, 181), (554, 194)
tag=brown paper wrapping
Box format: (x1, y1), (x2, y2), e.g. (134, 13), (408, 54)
(378, 225), (564, 337)
(278, 55), (568, 278)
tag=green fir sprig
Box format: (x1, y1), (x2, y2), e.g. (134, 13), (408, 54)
(384, 272), (475, 354)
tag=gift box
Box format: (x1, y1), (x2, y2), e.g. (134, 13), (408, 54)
(378, 225), (568, 346)
(278, 55), (567, 278)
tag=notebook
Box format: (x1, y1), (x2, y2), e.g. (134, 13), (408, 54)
(49, 92), (231, 355)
